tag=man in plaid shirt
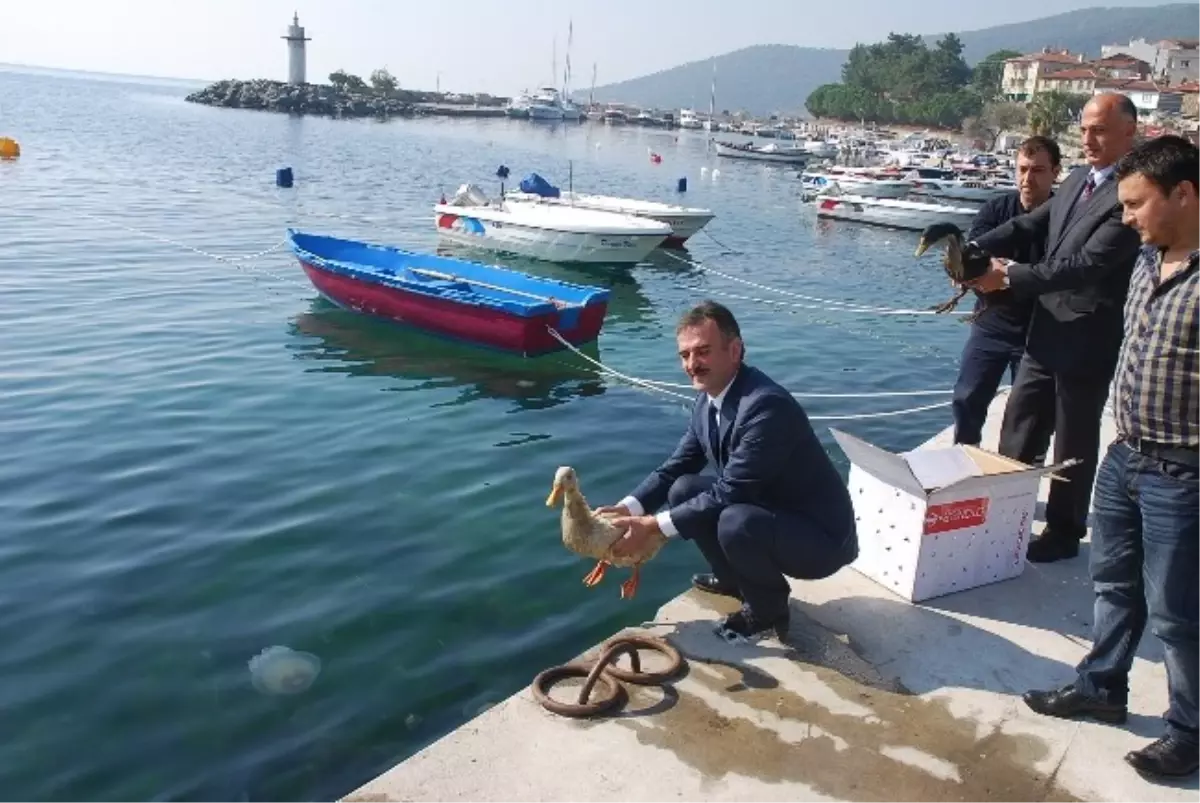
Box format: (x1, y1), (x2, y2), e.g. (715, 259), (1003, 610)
(1021, 135), (1198, 779)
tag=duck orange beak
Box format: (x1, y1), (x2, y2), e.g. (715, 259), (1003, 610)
(546, 482), (563, 507)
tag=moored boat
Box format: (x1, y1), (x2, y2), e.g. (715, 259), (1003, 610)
(287, 229), (610, 356)
(504, 174), (715, 247)
(714, 140), (810, 165)
(433, 184), (671, 264)
(809, 193), (977, 232)
(800, 170), (914, 199)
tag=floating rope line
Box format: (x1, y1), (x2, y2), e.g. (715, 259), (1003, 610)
(662, 249), (970, 317)
(546, 328), (958, 421)
(74, 209), (304, 289)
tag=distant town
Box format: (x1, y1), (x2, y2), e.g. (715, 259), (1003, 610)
(186, 14), (1199, 153)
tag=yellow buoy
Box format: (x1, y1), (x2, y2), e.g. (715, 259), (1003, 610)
(0, 137), (20, 159)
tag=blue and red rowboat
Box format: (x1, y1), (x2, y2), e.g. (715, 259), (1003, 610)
(288, 230), (610, 356)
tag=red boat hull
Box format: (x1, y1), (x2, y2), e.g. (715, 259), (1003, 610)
(299, 261), (606, 356)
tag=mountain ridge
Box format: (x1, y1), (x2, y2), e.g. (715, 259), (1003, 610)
(579, 4), (1199, 115)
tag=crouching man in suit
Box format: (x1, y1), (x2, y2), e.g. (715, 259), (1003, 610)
(599, 301), (858, 640)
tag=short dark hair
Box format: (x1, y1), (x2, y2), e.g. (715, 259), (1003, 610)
(677, 300), (742, 343)
(1115, 135), (1199, 196)
(1018, 135), (1061, 168)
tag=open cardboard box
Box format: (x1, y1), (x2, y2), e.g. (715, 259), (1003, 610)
(830, 428), (1077, 602)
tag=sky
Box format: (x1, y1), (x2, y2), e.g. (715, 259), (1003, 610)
(0, 0), (1177, 95)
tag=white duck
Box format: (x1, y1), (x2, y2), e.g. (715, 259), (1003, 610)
(546, 465), (667, 599)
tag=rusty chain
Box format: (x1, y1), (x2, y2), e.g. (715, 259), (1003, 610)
(530, 634), (684, 718)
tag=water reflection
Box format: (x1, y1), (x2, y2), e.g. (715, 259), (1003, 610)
(287, 302), (608, 411)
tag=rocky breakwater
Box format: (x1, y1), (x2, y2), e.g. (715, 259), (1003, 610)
(185, 79), (415, 119)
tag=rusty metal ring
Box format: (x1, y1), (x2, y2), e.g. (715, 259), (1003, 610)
(531, 634), (684, 718)
(597, 635), (683, 685)
(530, 663), (625, 718)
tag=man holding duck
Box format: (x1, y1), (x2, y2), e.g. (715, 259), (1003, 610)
(599, 301), (859, 640)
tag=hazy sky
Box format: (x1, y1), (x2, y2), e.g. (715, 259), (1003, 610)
(0, 0), (1174, 94)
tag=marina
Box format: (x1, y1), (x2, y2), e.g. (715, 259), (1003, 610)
(1, 68), (1009, 801)
(3, 4), (1198, 800)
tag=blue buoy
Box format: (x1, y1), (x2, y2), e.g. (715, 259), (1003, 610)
(677, 177), (687, 193)
(276, 167), (294, 188)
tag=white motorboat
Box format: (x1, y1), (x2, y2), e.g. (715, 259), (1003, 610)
(809, 192), (977, 232)
(800, 170), (914, 199)
(527, 87), (565, 120)
(505, 189), (715, 247)
(434, 184), (671, 264)
(909, 177), (1011, 204)
(715, 140), (810, 165)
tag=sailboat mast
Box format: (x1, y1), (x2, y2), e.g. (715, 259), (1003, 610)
(590, 62), (596, 107)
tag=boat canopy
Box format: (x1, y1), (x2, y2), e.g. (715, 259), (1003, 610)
(518, 173), (561, 198)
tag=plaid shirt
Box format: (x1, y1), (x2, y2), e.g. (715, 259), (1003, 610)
(1112, 246), (1199, 447)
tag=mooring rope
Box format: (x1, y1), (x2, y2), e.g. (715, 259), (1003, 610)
(74, 209), (304, 289)
(662, 249), (969, 317)
(545, 328), (957, 420)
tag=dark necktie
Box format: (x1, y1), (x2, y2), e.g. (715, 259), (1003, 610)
(1080, 172), (1096, 204)
(707, 403), (722, 466)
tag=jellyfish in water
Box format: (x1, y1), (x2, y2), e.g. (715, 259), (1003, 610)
(248, 646), (321, 695)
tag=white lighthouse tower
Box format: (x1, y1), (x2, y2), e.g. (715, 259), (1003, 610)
(282, 12), (310, 85)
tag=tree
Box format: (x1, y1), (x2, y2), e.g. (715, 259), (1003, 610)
(964, 101), (1029, 149)
(1028, 91), (1073, 137)
(329, 69), (350, 89)
(821, 31), (977, 128)
(971, 50), (1022, 102)
(370, 68), (398, 94)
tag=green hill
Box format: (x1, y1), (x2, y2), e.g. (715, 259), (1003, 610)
(581, 4), (1199, 115)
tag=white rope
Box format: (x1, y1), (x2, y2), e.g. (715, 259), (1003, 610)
(808, 399), (954, 420)
(634, 374), (978, 398)
(546, 327), (957, 421)
(74, 209), (304, 288)
(546, 327), (694, 402)
(662, 249), (970, 317)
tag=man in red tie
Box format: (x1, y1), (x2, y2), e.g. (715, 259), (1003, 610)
(969, 94), (1142, 563)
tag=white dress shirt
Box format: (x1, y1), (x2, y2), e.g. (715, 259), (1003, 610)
(619, 372), (739, 539)
(1087, 164), (1116, 193)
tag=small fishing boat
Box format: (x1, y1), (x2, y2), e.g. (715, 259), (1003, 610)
(287, 230), (610, 356)
(434, 184), (671, 264)
(808, 193), (977, 232)
(505, 174), (715, 247)
(714, 140), (810, 165)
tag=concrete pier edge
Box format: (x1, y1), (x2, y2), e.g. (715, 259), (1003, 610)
(343, 389), (1198, 802)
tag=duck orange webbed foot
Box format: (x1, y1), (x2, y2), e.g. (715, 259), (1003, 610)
(583, 561), (609, 587)
(620, 567), (641, 599)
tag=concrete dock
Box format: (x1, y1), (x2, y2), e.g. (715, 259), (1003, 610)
(343, 390), (1197, 802)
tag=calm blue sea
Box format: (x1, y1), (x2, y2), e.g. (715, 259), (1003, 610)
(1, 67), (973, 801)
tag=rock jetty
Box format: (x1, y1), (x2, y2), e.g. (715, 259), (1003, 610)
(186, 79), (416, 118)
(185, 79), (513, 120)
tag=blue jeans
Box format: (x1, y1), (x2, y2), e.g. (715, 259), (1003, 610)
(667, 475), (858, 621)
(1076, 440), (1199, 746)
(952, 323), (1024, 445)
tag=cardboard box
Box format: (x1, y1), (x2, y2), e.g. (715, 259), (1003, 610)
(830, 428), (1074, 603)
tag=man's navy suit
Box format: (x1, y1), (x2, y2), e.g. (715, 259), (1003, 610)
(627, 364), (858, 619)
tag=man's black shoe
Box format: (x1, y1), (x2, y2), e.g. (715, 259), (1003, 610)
(1023, 683), (1127, 723)
(692, 573), (742, 600)
(1026, 530), (1081, 563)
(716, 609), (789, 641)
(1125, 735), (1199, 779)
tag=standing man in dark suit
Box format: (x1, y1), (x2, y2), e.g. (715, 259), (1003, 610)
(969, 94), (1142, 563)
(599, 301), (858, 640)
(952, 136), (1061, 446)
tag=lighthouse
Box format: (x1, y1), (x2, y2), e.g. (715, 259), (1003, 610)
(282, 12), (310, 85)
